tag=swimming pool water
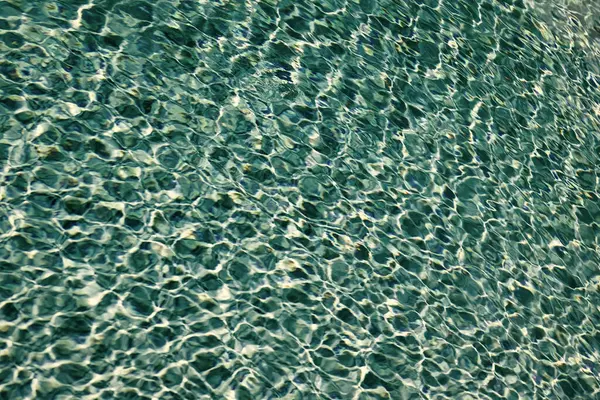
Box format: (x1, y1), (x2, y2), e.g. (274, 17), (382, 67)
(0, 0), (600, 399)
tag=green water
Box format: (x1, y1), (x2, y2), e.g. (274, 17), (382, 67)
(1, 0), (600, 398)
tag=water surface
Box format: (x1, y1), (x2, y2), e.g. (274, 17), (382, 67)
(1, 0), (600, 399)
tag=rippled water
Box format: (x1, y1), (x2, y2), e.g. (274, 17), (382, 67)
(1, 0), (600, 399)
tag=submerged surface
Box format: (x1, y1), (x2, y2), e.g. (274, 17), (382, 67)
(1, 0), (600, 398)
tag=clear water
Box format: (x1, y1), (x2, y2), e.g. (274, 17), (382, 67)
(1, 0), (600, 399)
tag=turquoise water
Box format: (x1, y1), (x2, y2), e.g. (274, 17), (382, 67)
(1, 0), (600, 398)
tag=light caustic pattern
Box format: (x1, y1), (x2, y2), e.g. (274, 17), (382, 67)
(0, 0), (600, 399)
